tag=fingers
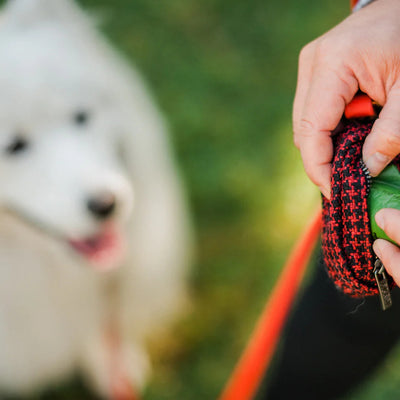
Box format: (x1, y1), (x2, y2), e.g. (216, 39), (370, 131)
(373, 239), (400, 286)
(363, 85), (400, 176)
(375, 208), (400, 244)
(293, 46), (358, 198)
(293, 45), (333, 199)
(373, 208), (400, 286)
(296, 129), (333, 199)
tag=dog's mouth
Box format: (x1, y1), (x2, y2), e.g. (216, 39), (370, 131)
(4, 206), (126, 271)
(68, 223), (126, 271)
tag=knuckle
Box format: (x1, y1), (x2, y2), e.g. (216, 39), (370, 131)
(293, 118), (316, 147)
(297, 117), (315, 134)
(313, 38), (334, 64)
(313, 37), (349, 69)
(299, 42), (314, 61)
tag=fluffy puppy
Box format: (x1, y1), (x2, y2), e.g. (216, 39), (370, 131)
(0, 0), (191, 398)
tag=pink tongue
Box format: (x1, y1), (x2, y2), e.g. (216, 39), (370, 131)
(68, 224), (125, 271)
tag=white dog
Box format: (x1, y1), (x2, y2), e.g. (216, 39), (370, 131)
(0, 0), (191, 398)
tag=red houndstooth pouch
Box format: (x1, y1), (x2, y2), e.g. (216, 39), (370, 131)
(322, 119), (399, 297)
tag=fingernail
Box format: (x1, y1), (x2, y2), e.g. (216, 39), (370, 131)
(375, 210), (385, 231)
(364, 152), (391, 177)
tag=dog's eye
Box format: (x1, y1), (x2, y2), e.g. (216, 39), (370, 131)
(73, 110), (90, 126)
(5, 136), (29, 155)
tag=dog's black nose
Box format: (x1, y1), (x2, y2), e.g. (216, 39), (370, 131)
(87, 192), (116, 219)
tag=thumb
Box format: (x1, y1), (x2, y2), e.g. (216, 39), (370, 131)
(363, 87), (400, 176)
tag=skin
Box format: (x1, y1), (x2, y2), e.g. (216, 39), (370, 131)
(293, 0), (400, 282)
(374, 209), (400, 286)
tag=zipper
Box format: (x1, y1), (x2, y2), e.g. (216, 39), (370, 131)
(360, 159), (372, 195)
(361, 159), (393, 311)
(374, 258), (392, 310)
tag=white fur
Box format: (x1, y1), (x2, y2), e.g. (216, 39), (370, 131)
(0, 0), (191, 396)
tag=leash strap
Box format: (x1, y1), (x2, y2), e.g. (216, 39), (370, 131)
(219, 209), (322, 400)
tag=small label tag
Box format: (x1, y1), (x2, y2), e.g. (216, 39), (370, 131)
(374, 259), (393, 311)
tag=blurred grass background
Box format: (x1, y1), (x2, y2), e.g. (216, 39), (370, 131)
(38, 0), (400, 399)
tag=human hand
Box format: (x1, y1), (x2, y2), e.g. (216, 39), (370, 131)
(293, 0), (400, 199)
(373, 208), (400, 286)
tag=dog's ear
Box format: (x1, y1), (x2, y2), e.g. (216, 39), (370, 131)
(2, 0), (88, 28)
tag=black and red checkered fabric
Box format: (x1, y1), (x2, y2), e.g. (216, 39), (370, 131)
(322, 120), (399, 297)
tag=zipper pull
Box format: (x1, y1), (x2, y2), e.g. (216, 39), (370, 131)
(374, 259), (392, 311)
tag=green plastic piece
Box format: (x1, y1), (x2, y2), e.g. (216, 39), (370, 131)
(368, 164), (400, 244)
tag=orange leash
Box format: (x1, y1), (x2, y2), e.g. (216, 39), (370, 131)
(219, 208), (322, 400)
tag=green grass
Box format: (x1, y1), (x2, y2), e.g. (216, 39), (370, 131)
(21, 0), (400, 398)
